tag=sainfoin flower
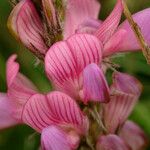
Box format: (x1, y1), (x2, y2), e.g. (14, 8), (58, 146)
(96, 72), (147, 150)
(0, 55), (89, 149)
(0, 0), (149, 149)
(45, 33), (110, 103)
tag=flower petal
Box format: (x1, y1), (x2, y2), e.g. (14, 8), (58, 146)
(103, 72), (142, 133)
(22, 91), (88, 133)
(96, 134), (129, 150)
(81, 63), (110, 103)
(119, 121), (148, 150)
(111, 72), (142, 96)
(0, 93), (19, 129)
(41, 125), (80, 150)
(7, 0), (47, 55)
(76, 19), (102, 34)
(6, 55), (37, 120)
(64, 0), (100, 39)
(95, 0), (123, 44)
(109, 8), (150, 54)
(45, 34), (102, 101)
(103, 29), (127, 57)
(6, 55), (19, 87)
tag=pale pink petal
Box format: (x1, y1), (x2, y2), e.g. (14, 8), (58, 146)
(45, 34), (102, 101)
(6, 55), (37, 120)
(76, 19), (102, 34)
(22, 91), (88, 133)
(7, 0), (47, 55)
(95, 0), (123, 44)
(0, 93), (19, 129)
(81, 63), (110, 103)
(108, 8), (150, 54)
(96, 134), (129, 150)
(119, 121), (148, 150)
(41, 125), (80, 150)
(64, 0), (100, 39)
(103, 72), (142, 133)
(6, 54), (19, 87)
(103, 29), (127, 57)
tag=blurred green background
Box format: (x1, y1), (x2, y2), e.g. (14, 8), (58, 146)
(0, 0), (150, 149)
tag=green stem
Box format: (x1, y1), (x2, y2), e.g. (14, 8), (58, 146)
(93, 105), (108, 134)
(86, 136), (95, 150)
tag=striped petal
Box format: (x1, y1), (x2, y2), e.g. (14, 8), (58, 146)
(45, 34), (102, 102)
(22, 91), (88, 134)
(95, 0), (123, 44)
(6, 55), (37, 120)
(103, 8), (150, 56)
(7, 0), (47, 55)
(103, 29), (127, 57)
(113, 8), (150, 53)
(41, 125), (80, 150)
(0, 93), (19, 129)
(96, 134), (129, 150)
(81, 63), (110, 103)
(103, 72), (142, 133)
(64, 0), (100, 39)
(119, 121), (148, 150)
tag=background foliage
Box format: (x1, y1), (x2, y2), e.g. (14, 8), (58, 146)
(0, 0), (150, 149)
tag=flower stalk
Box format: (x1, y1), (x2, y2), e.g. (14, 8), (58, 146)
(122, 0), (150, 64)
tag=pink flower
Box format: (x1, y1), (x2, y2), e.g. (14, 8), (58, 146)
(103, 72), (142, 133)
(0, 55), (89, 150)
(78, 0), (150, 57)
(45, 33), (110, 104)
(96, 72), (147, 150)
